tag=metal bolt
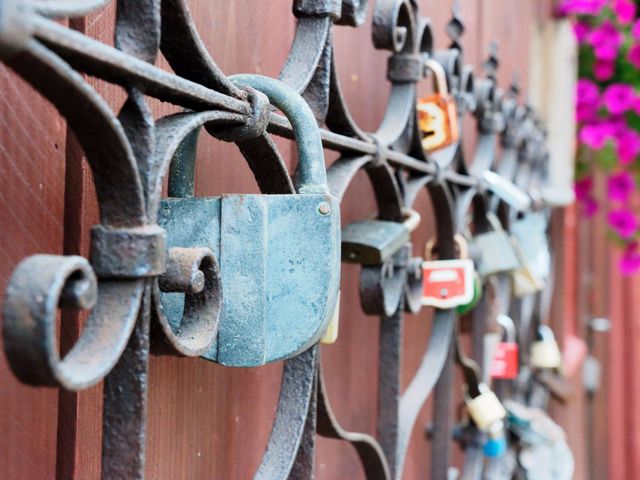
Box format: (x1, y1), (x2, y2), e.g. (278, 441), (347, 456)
(318, 202), (331, 215)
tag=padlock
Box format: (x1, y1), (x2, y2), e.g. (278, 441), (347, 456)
(456, 271), (482, 315)
(341, 208), (420, 265)
(511, 212), (551, 282)
(510, 234), (544, 297)
(158, 75), (340, 367)
(490, 314), (519, 380)
(530, 325), (562, 369)
(421, 234), (475, 309)
(465, 383), (507, 431)
(321, 291), (340, 344)
(469, 213), (521, 278)
(417, 59), (459, 152)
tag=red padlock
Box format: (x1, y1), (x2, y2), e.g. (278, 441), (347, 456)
(422, 235), (474, 309)
(490, 314), (519, 380)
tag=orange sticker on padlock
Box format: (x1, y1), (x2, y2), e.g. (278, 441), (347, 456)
(421, 259), (474, 309)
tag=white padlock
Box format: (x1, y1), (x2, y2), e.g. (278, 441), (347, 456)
(465, 383), (507, 431)
(530, 325), (562, 369)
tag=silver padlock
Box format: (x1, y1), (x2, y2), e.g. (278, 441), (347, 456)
(511, 212), (551, 282)
(531, 325), (562, 369)
(469, 213), (520, 278)
(465, 383), (507, 431)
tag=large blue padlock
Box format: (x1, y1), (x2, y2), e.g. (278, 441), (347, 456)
(158, 75), (340, 367)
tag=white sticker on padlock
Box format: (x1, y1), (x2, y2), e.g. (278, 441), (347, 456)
(466, 386), (507, 431)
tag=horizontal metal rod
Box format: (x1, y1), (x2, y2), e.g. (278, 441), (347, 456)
(31, 14), (525, 197)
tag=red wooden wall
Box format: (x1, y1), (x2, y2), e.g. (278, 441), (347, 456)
(0, 1), (593, 479)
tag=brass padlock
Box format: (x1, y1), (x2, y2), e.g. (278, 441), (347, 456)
(531, 325), (563, 369)
(465, 383), (507, 431)
(417, 59), (459, 153)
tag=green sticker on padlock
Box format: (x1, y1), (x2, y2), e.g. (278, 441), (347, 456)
(457, 272), (482, 315)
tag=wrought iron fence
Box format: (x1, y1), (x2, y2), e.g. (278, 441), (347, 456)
(0, 0), (568, 478)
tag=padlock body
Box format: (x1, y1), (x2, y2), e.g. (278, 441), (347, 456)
(342, 220), (409, 265)
(470, 231), (520, 277)
(417, 94), (459, 152)
(490, 342), (519, 379)
(158, 193), (340, 367)
(466, 389), (507, 431)
(421, 259), (474, 309)
(531, 340), (562, 369)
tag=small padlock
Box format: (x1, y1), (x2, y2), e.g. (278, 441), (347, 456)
(490, 314), (519, 380)
(422, 234), (475, 309)
(469, 213), (521, 278)
(510, 236), (544, 297)
(511, 212), (551, 282)
(531, 325), (562, 369)
(342, 209), (420, 265)
(465, 383), (507, 431)
(321, 291), (340, 344)
(417, 59), (459, 153)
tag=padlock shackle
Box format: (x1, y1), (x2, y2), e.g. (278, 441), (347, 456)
(401, 208), (421, 233)
(496, 314), (516, 343)
(424, 58), (449, 95)
(424, 233), (468, 260)
(537, 324), (556, 342)
(230, 74), (329, 195)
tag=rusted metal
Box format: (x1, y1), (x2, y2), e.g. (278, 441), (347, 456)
(0, 0), (560, 479)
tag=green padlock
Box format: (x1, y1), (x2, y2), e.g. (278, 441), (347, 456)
(456, 272), (482, 315)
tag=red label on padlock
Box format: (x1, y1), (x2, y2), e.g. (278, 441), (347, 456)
(490, 342), (519, 379)
(421, 259), (474, 308)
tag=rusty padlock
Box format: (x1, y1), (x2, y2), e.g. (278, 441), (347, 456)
(421, 234), (475, 309)
(158, 75), (340, 367)
(417, 58), (459, 153)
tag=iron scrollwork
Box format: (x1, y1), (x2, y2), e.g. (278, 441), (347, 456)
(0, 0), (561, 479)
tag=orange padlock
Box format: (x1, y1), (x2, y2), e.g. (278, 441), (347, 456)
(417, 59), (459, 153)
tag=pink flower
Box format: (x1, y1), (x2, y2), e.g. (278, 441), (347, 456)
(620, 242), (640, 275)
(577, 104), (599, 122)
(588, 21), (623, 61)
(579, 122), (615, 148)
(608, 209), (639, 238)
(629, 44), (640, 69)
(602, 84), (637, 115)
(616, 128), (640, 164)
(607, 171), (636, 201)
(558, 0), (607, 15)
(577, 79), (600, 105)
(593, 59), (616, 80)
(633, 20), (640, 40)
(613, 0), (637, 24)
(576, 79), (601, 121)
(584, 197), (599, 217)
(573, 22), (591, 43)
(575, 176), (594, 200)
